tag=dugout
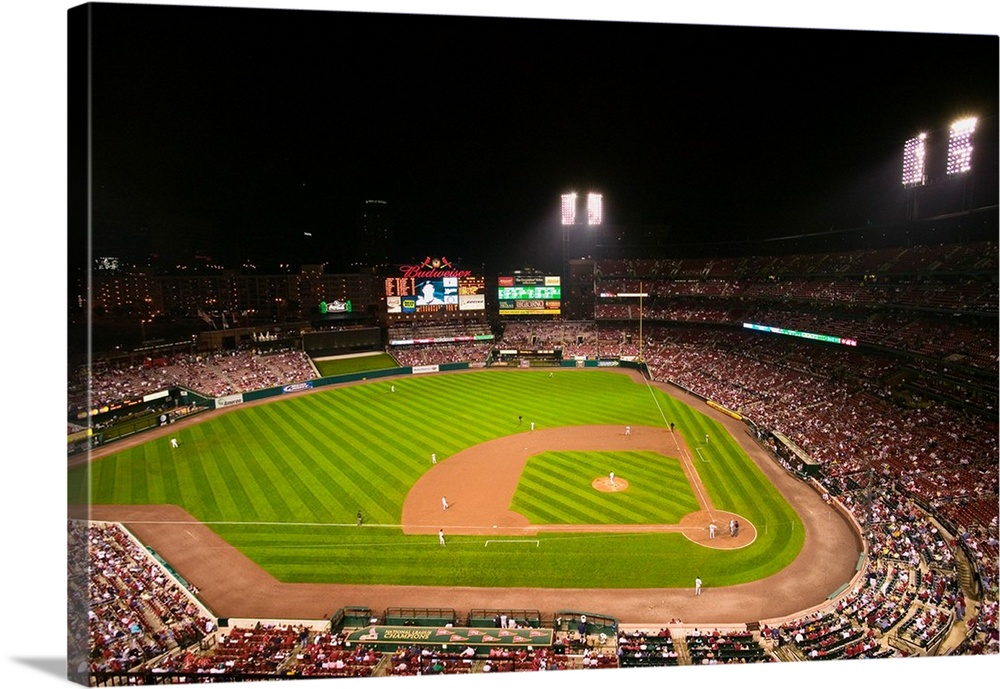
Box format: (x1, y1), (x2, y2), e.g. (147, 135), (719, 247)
(466, 609), (542, 628)
(383, 607), (458, 627)
(771, 431), (822, 478)
(554, 610), (618, 637)
(329, 606), (374, 633)
(343, 624), (555, 655)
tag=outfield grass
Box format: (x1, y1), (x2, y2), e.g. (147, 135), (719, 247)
(69, 368), (804, 589)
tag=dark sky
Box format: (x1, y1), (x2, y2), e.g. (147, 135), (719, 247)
(83, 2), (998, 273)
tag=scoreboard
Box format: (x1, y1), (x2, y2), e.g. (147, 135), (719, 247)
(386, 275), (485, 314)
(498, 275), (561, 316)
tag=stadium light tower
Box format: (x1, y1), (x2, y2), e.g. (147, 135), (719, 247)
(901, 133), (927, 188)
(561, 193), (577, 226)
(561, 190), (603, 277)
(946, 116), (977, 176)
(586, 193), (603, 225)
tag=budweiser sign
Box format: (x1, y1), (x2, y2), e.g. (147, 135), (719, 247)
(399, 256), (472, 279)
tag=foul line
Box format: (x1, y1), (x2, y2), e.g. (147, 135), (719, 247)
(642, 373), (672, 429)
(640, 374), (716, 515)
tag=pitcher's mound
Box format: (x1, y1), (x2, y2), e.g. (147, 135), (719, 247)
(593, 477), (628, 492)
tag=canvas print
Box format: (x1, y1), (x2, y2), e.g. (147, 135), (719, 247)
(66, 2), (998, 686)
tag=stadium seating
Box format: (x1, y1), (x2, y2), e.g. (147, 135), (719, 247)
(78, 237), (998, 678)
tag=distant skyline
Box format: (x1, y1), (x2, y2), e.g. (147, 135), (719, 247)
(78, 2), (998, 275)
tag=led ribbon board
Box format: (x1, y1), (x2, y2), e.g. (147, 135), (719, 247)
(742, 322), (857, 347)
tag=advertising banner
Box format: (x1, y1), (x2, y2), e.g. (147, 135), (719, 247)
(411, 365), (441, 374)
(215, 393), (245, 409)
(346, 626), (554, 647)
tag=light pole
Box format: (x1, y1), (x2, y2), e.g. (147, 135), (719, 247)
(561, 192), (602, 261)
(561, 192), (577, 278)
(561, 192), (602, 319)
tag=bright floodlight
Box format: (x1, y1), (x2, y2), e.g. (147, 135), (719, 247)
(587, 193), (603, 225)
(561, 193), (577, 225)
(946, 117), (977, 175)
(902, 133), (927, 187)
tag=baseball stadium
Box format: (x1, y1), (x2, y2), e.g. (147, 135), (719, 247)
(63, 5), (998, 686)
(69, 211), (999, 683)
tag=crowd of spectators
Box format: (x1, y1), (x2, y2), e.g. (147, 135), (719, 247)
(83, 502), (994, 680)
(594, 297), (996, 372)
(953, 598), (999, 655)
(593, 240), (998, 376)
(71, 349), (318, 412)
(384, 646), (475, 676)
(83, 525), (381, 679)
(385, 644), (573, 675)
(777, 610), (882, 660)
(85, 522), (215, 676)
(631, 325), (997, 474)
(143, 624), (374, 677)
(388, 342), (493, 367)
(596, 275), (995, 315)
(685, 628), (772, 664)
(594, 240), (995, 282)
(499, 321), (598, 358)
(808, 476), (994, 658)
(616, 628), (679, 666)
(387, 318), (492, 342)
(283, 631), (378, 678)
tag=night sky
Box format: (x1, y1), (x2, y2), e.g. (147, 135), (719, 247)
(83, 2), (998, 274)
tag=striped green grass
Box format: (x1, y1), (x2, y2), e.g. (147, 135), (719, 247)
(512, 451), (700, 524)
(69, 368), (804, 588)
